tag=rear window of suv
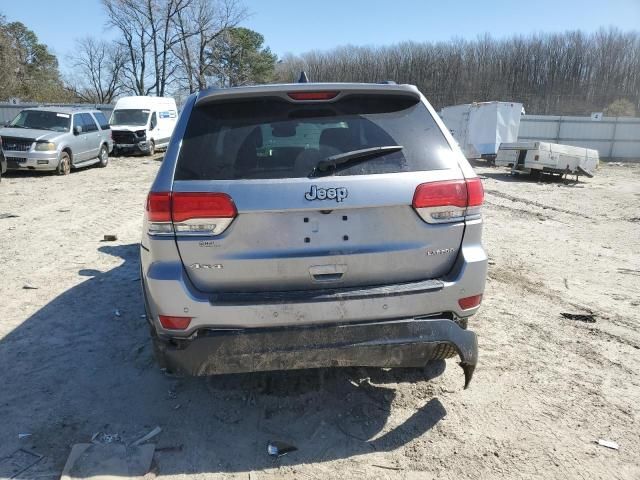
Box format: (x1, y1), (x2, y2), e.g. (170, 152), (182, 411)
(175, 94), (454, 180)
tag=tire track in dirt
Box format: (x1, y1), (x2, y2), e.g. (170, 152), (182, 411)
(485, 189), (594, 220)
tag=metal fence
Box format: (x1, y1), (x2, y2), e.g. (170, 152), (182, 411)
(0, 103), (114, 125)
(518, 115), (640, 160)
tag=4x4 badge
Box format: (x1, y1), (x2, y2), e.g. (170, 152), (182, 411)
(305, 185), (348, 202)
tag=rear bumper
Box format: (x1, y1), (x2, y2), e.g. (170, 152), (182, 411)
(154, 317), (478, 388)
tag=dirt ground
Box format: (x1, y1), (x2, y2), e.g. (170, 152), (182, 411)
(0, 157), (639, 480)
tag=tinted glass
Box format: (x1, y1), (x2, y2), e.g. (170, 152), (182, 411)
(10, 110), (71, 132)
(93, 112), (110, 130)
(81, 113), (98, 132)
(175, 94), (454, 180)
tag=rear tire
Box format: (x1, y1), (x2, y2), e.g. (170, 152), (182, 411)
(57, 152), (71, 175)
(98, 145), (109, 168)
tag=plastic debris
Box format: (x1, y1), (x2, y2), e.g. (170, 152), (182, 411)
(61, 443), (154, 479)
(114, 309), (121, 317)
(103, 234), (118, 242)
(597, 439), (619, 450)
(561, 312), (596, 323)
(91, 432), (122, 444)
(131, 426), (162, 446)
(267, 440), (297, 457)
(18, 434), (31, 439)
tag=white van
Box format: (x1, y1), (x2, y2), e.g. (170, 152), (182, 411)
(496, 141), (599, 178)
(110, 96), (178, 155)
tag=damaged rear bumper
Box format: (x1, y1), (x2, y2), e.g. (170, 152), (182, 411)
(154, 318), (478, 389)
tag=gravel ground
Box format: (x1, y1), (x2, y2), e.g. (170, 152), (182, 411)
(0, 157), (638, 479)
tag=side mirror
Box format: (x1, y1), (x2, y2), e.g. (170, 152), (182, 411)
(74, 125), (83, 135)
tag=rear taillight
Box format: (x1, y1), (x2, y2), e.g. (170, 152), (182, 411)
(146, 192), (237, 236)
(159, 315), (192, 330)
(287, 91), (339, 101)
(146, 192), (173, 235)
(458, 294), (483, 310)
(412, 178), (484, 223)
(147, 192), (172, 222)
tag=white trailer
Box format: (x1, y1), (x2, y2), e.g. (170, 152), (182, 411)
(495, 141), (599, 178)
(439, 101), (523, 162)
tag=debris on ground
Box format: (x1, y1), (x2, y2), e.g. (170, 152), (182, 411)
(60, 443), (154, 479)
(267, 440), (298, 457)
(0, 448), (43, 479)
(131, 426), (162, 446)
(156, 445), (183, 453)
(0, 213), (19, 219)
(597, 439), (619, 450)
(114, 309), (121, 317)
(561, 312), (596, 323)
(18, 433), (32, 439)
(22, 283), (38, 290)
(91, 432), (122, 444)
(102, 234), (118, 242)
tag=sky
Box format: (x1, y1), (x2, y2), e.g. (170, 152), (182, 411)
(1, 0), (639, 74)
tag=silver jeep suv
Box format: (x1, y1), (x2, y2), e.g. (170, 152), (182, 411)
(0, 107), (112, 175)
(141, 82), (486, 388)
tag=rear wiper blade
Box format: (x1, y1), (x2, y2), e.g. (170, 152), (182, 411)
(310, 145), (403, 177)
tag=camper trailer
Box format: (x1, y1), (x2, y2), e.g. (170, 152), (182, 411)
(495, 141), (599, 178)
(439, 101), (523, 162)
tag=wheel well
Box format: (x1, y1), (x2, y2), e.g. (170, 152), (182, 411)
(62, 148), (72, 160)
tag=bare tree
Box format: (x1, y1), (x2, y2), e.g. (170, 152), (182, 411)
(172, 0), (247, 93)
(103, 0), (154, 95)
(67, 37), (126, 103)
(102, 0), (246, 96)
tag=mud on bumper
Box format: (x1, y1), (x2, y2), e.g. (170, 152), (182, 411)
(153, 317), (478, 389)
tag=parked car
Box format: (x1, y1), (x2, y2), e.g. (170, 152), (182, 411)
(140, 82), (486, 388)
(110, 96), (178, 156)
(0, 136), (6, 181)
(0, 107), (112, 175)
